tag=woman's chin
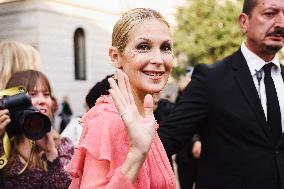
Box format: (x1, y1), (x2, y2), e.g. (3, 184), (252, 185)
(146, 86), (165, 94)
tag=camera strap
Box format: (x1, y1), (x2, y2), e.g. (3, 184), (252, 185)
(17, 139), (35, 175)
(0, 86), (27, 170)
(0, 85), (27, 97)
(0, 132), (11, 169)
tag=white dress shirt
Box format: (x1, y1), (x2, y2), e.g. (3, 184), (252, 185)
(241, 42), (284, 132)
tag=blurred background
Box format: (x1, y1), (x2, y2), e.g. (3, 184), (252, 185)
(0, 0), (186, 116)
(2, 0), (266, 118)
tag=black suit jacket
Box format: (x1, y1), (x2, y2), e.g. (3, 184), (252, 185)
(159, 49), (284, 189)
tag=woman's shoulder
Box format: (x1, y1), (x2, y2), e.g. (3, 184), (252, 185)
(77, 95), (128, 157)
(81, 95), (119, 124)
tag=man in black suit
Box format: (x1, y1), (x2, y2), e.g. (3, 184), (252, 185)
(158, 0), (284, 188)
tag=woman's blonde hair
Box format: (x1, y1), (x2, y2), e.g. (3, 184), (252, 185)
(0, 41), (40, 90)
(112, 8), (170, 53)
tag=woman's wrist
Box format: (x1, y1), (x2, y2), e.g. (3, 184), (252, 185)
(128, 147), (148, 160)
(120, 147), (148, 182)
(44, 147), (58, 161)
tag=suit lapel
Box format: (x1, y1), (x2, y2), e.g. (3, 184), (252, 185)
(232, 49), (272, 143)
(279, 64), (284, 147)
(281, 64), (284, 81)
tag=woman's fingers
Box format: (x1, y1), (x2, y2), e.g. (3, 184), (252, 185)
(108, 78), (126, 113)
(143, 94), (154, 119)
(122, 71), (135, 105)
(0, 109), (10, 135)
(116, 69), (130, 104)
(109, 69), (138, 118)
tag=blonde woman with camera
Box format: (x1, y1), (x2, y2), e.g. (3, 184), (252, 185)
(0, 70), (74, 189)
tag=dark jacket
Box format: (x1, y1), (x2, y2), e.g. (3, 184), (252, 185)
(159, 49), (284, 189)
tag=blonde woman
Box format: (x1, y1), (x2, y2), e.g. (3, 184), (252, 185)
(66, 8), (176, 188)
(0, 41), (40, 90)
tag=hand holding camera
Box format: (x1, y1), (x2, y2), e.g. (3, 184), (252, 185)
(0, 86), (51, 140)
(0, 109), (10, 136)
(35, 131), (58, 161)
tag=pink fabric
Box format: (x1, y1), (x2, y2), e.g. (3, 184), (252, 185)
(66, 95), (176, 189)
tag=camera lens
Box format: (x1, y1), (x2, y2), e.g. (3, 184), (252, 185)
(21, 111), (51, 140)
(23, 114), (45, 138)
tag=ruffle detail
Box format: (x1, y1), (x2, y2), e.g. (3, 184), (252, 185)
(65, 148), (86, 178)
(66, 95), (176, 188)
(80, 95), (117, 125)
(66, 95), (129, 179)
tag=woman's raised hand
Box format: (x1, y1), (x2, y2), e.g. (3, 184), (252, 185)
(0, 109), (10, 136)
(36, 131), (58, 161)
(108, 69), (156, 156)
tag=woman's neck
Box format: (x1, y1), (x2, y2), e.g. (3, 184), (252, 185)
(16, 136), (32, 161)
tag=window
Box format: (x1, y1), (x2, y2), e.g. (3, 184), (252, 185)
(74, 28), (86, 80)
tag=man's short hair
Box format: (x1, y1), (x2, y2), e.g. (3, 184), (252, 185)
(242, 0), (258, 15)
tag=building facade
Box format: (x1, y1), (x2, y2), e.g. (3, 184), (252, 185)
(0, 0), (183, 116)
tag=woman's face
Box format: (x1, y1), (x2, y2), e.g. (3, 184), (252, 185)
(119, 19), (173, 96)
(29, 80), (53, 118)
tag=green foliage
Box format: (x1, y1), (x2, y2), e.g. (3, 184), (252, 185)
(173, 0), (244, 78)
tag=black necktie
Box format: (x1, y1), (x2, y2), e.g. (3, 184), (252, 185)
(263, 63), (282, 144)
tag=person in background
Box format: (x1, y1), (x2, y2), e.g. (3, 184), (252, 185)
(0, 40), (40, 90)
(61, 74), (113, 146)
(59, 96), (73, 133)
(85, 74), (113, 109)
(51, 95), (59, 126)
(66, 8), (176, 188)
(153, 93), (175, 167)
(0, 70), (74, 189)
(154, 94), (175, 125)
(175, 67), (201, 189)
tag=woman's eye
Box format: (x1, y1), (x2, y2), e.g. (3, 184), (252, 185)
(44, 92), (51, 97)
(161, 43), (172, 52)
(29, 92), (37, 97)
(136, 43), (150, 52)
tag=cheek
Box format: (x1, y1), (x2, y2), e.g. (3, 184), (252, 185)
(45, 99), (53, 117)
(122, 49), (145, 71)
(163, 53), (174, 70)
(46, 98), (53, 109)
(31, 97), (38, 106)
(123, 51), (147, 71)
(126, 49), (140, 58)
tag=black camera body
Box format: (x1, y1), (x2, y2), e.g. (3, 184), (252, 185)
(0, 93), (51, 140)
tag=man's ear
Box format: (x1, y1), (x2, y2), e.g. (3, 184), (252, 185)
(109, 47), (122, 68)
(239, 13), (249, 33)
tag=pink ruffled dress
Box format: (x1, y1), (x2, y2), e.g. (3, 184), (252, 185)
(65, 95), (176, 189)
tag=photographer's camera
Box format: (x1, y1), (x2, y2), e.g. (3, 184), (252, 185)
(0, 87), (51, 140)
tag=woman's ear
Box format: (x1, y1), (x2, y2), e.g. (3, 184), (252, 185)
(239, 13), (249, 33)
(109, 47), (122, 68)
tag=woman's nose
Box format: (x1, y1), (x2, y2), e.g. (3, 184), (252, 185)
(150, 49), (163, 65)
(33, 95), (46, 105)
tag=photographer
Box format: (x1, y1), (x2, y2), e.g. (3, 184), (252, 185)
(0, 70), (74, 189)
